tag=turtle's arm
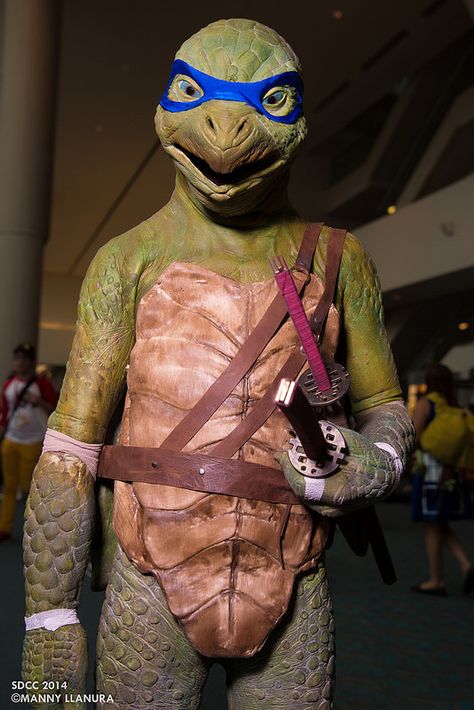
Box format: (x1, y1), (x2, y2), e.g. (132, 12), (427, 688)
(280, 234), (415, 515)
(22, 235), (142, 695)
(340, 234), (415, 485)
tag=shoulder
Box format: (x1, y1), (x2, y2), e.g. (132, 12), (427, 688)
(314, 227), (375, 280)
(339, 231), (377, 280)
(315, 227), (380, 310)
(2, 375), (16, 392)
(2, 377), (17, 403)
(85, 220), (155, 283)
(339, 231), (383, 320)
(78, 219), (162, 314)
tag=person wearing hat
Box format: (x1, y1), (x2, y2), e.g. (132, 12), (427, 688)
(0, 343), (58, 541)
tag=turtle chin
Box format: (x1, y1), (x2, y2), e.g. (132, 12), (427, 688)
(190, 172), (292, 223)
(167, 143), (288, 217)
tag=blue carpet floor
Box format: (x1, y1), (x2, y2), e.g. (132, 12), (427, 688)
(1, 500), (473, 709)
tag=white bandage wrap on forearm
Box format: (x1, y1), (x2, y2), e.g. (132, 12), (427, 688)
(303, 477), (326, 502)
(42, 428), (103, 479)
(25, 609), (80, 632)
(302, 442), (403, 503)
(374, 442), (403, 480)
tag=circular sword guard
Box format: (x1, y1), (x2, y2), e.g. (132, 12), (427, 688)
(299, 362), (350, 407)
(288, 420), (346, 478)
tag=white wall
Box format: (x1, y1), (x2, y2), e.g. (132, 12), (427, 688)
(357, 174), (474, 292)
(442, 342), (474, 380)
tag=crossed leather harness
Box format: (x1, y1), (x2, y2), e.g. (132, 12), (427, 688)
(98, 222), (345, 501)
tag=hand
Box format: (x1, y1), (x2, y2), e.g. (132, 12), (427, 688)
(22, 624), (88, 709)
(276, 426), (398, 517)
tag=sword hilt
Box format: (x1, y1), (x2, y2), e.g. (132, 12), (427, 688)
(275, 379), (327, 463)
(270, 257), (331, 393)
(275, 378), (347, 478)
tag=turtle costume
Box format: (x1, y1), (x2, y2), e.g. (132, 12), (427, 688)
(22, 19), (415, 709)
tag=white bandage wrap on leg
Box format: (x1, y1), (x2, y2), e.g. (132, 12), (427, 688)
(25, 608), (80, 632)
(42, 429), (103, 479)
(374, 442), (403, 480)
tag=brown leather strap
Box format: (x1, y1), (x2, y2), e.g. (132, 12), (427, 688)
(160, 223), (323, 452)
(311, 227), (346, 338)
(160, 274), (306, 452)
(98, 444), (300, 506)
(211, 345), (306, 458)
(211, 228), (347, 458)
(294, 222), (324, 273)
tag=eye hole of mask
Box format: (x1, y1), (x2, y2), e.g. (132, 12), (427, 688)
(261, 87), (296, 116)
(169, 76), (204, 102)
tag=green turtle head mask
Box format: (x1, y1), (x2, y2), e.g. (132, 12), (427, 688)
(155, 18), (308, 215)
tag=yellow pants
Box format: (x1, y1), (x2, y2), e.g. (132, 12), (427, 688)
(0, 438), (42, 533)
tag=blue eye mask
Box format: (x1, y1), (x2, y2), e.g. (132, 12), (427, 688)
(160, 59), (304, 124)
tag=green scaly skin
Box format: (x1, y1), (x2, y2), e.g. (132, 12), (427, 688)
(23, 18), (414, 708)
(23, 455), (93, 709)
(277, 402), (415, 517)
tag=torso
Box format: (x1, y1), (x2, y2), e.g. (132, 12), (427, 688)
(128, 260), (339, 463)
(113, 257), (338, 657)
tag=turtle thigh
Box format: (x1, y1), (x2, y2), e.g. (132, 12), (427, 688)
(225, 561), (335, 710)
(96, 545), (209, 709)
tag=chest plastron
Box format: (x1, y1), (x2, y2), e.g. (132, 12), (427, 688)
(113, 261), (339, 657)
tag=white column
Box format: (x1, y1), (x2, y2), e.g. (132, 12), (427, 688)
(0, 0), (60, 378)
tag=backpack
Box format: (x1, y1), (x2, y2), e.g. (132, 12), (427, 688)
(419, 392), (469, 466)
(457, 412), (474, 473)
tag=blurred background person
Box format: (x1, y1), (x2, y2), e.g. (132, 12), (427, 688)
(0, 343), (57, 542)
(411, 363), (473, 596)
(459, 396), (474, 483)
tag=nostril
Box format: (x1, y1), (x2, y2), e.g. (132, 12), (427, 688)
(206, 116), (215, 132)
(236, 119), (248, 137)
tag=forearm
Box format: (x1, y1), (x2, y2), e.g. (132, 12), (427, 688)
(279, 401), (415, 517)
(24, 452), (95, 616)
(319, 402), (414, 511)
(355, 400), (414, 469)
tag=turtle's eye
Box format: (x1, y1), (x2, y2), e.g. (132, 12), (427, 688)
(178, 79), (202, 99)
(263, 90), (285, 107)
(262, 87), (296, 116)
(168, 76), (204, 102)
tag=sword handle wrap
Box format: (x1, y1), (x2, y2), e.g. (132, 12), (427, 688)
(271, 262), (331, 392)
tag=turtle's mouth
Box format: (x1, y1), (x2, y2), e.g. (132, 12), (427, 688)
(170, 143), (281, 188)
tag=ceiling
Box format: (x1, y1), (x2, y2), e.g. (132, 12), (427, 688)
(44, 0), (473, 277)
